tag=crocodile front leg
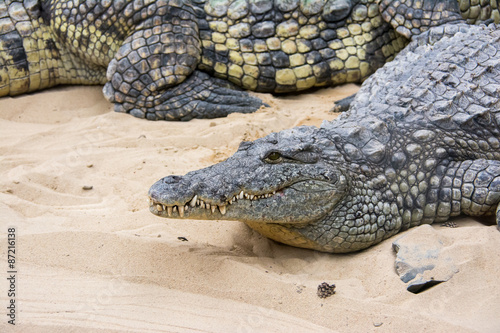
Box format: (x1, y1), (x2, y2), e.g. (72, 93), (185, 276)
(116, 69), (265, 121)
(102, 4), (263, 121)
(429, 159), (500, 225)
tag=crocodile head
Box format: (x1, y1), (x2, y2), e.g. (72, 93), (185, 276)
(148, 126), (351, 251)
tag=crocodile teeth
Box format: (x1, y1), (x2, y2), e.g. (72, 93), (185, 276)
(150, 188), (282, 219)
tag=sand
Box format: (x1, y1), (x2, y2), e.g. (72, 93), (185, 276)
(1, 85), (499, 332)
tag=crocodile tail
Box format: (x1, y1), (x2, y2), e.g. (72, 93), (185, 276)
(0, 1), (105, 97)
(0, 1), (58, 96)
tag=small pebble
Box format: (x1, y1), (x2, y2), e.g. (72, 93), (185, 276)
(317, 282), (336, 298)
(82, 185), (93, 190)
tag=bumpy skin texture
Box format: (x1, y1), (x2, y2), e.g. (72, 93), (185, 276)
(0, 1), (106, 96)
(0, 0), (488, 120)
(149, 23), (500, 253)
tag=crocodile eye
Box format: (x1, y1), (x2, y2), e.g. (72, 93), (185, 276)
(264, 151), (283, 163)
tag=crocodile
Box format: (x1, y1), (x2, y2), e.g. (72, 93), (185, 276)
(0, 0), (497, 121)
(148, 22), (500, 253)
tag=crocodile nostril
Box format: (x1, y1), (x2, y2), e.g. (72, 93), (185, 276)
(162, 175), (183, 184)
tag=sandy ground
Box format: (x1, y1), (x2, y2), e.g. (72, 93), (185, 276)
(0, 85), (499, 333)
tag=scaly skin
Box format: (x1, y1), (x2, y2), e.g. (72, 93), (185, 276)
(0, 0), (493, 120)
(149, 22), (500, 253)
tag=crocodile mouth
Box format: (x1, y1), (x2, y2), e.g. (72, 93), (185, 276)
(149, 189), (282, 218)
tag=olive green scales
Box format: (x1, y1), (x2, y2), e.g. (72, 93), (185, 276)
(0, 0), (497, 120)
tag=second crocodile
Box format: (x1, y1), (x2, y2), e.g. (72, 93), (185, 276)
(0, 0), (490, 120)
